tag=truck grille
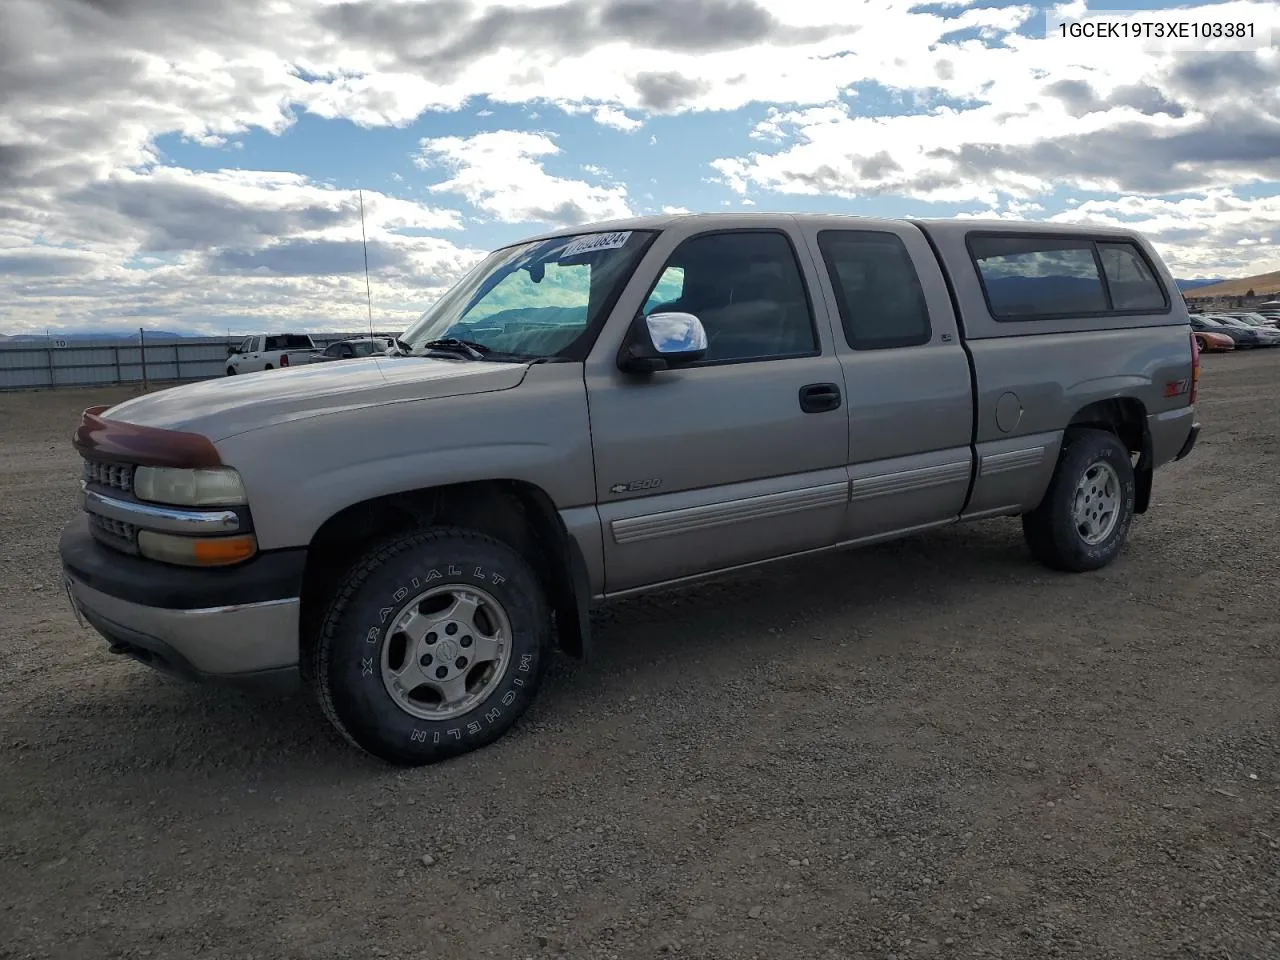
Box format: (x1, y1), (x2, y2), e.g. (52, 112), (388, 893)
(82, 459), (134, 493)
(87, 512), (139, 554)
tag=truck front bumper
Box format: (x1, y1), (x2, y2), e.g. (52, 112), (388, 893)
(58, 517), (307, 692)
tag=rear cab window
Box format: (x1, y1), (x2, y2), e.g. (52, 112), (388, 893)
(1097, 242), (1166, 310)
(968, 234), (1171, 321)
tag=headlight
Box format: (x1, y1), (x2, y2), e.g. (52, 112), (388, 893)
(133, 466), (247, 507)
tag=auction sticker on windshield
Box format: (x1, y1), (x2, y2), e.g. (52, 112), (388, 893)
(559, 231), (631, 259)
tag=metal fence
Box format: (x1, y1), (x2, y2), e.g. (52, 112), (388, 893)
(0, 332), (397, 391)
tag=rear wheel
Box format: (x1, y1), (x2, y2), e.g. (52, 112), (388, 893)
(264, 363), (273, 370)
(1022, 428), (1136, 572)
(310, 527), (551, 765)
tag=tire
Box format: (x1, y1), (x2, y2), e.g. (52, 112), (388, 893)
(226, 367), (236, 376)
(264, 364), (273, 370)
(310, 527), (551, 765)
(1021, 428), (1136, 573)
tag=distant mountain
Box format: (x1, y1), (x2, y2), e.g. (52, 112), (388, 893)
(983, 274), (1110, 314)
(1182, 270), (1280, 299)
(979, 275), (1251, 313)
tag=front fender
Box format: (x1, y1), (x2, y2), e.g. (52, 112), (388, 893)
(213, 364), (598, 551)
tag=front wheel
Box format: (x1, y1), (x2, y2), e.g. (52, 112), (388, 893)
(226, 366), (236, 376)
(1021, 428), (1136, 572)
(310, 527), (551, 765)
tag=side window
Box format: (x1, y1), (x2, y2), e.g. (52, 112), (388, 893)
(237, 337), (253, 353)
(264, 335), (281, 351)
(817, 230), (932, 350)
(1098, 241), (1167, 311)
(642, 266), (685, 315)
(969, 236), (1108, 319)
(643, 231), (817, 363)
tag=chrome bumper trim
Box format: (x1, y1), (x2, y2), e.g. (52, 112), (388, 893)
(83, 487), (240, 534)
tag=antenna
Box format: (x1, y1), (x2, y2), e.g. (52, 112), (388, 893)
(359, 188), (374, 340)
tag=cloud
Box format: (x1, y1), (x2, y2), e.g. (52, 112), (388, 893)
(0, 247), (101, 278)
(5, 237), (488, 335)
(63, 167), (461, 253)
(555, 101), (644, 132)
(632, 72), (714, 112)
(1045, 191), (1280, 276)
(709, 38), (1280, 203)
(1, 163), (482, 334)
(209, 238), (408, 277)
(417, 131), (633, 226)
(1043, 79), (1186, 119)
(3, 0), (1280, 335)
(318, 0), (852, 79)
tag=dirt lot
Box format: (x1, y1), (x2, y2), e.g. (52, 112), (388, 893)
(1, 355), (1277, 960)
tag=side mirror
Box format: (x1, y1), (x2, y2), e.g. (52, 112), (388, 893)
(618, 311), (708, 373)
(226, 345), (237, 356)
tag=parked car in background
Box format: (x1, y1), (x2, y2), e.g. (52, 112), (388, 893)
(60, 213), (1200, 767)
(1190, 315), (1266, 348)
(226, 334), (321, 374)
(1210, 315), (1280, 346)
(309, 336), (393, 362)
(1222, 311), (1280, 328)
(1193, 329), (1236, 353)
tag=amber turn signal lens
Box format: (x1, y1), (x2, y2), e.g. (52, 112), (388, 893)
(137, 531), (258, 567)
(193, 535), (258, 565)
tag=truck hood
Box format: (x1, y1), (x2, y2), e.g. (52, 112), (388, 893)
(99, 356), (531, 441)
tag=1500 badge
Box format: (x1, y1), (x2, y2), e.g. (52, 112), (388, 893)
(609, 478), (662, 494)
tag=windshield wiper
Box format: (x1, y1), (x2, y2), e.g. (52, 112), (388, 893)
(417, 337), (490, 360)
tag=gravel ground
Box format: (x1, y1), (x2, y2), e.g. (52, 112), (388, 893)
(1, 356), (1278, 960)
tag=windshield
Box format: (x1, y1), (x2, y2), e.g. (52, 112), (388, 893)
(400, 229), (655, 360)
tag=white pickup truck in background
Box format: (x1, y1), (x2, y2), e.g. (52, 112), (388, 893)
(225, 334), (320, 374)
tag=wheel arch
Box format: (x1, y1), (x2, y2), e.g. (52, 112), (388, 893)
(1066, 396), (1153, 513)
(298, 479), (592, 680)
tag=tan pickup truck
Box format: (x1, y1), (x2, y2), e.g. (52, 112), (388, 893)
(60, 213), (1200, 766)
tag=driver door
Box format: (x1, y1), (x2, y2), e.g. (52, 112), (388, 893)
(584, 224), (849, 595)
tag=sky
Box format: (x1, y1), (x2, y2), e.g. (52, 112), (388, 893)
(2, 0), (1279, 335)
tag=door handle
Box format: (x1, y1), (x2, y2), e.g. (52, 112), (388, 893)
(799, 382), (842, 413)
